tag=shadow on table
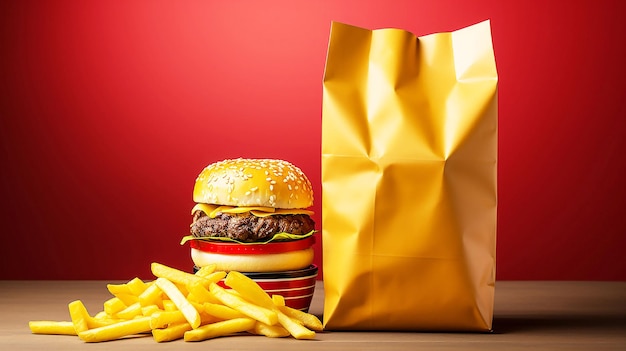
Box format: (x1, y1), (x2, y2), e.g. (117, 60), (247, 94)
(492, 314), (626, 334)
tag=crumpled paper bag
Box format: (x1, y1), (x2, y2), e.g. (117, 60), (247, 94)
(321, 20), (498, 331)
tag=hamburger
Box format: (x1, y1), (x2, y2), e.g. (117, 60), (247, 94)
(182, 158), (316, 273)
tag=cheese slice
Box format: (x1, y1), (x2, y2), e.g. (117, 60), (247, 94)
(250, 209), (314, 217)
(191, 203), (313, 218)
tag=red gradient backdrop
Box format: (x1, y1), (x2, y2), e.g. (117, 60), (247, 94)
(1, 1), (624, 280)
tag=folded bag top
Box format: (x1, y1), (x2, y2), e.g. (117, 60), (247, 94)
(321, 20), (497, 331)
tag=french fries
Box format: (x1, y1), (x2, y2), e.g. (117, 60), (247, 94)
(276, 310), (316, 340)
(28, 262), (322, 343)
(209, 282), (278, 326)
(278, 304), (324, 332)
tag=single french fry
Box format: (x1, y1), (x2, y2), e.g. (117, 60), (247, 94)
(250, 321), (290, 338)
(183, 318), (255, 342)
(278, 305), (323, 332)
(187, 282), (221, 304)
(202, 302), (246, 320)
(29, 321), (77, 335)
(151, 262), (208, 287)
(149, 310), (187, 329)
(152, 322), (192, 343)
(103, 297), (127, 315)
(276, 310), (315, 340)
(93, 311), (108, 319)
(106, 284), (138, 306)
(78, 316), (151, 342)
(226, 289), (243, 299)
(272, 294), (285, 307)
(162, 299), (177, 311)
(126, 277), (148, 296)
(190, 301), (204, 313)
(194, 264), (217, 277)
(87, 317), (121, 329)
(106, 283), (131, 295)
(224, 271), (274, 310)
(209, 283), (277, 326)
(117, 294), (138, 306)
(185, 292), (201, 304)
(201, 271), (227, 284)
(68, 300), (90, 333)
(198, 311), (221, 325)
(155, 277), (201, 329)
(175, 283), (189, 297)
(141, 304), (161, 316)
(115, 302), (142, 320)
(138, 283), (163, 307)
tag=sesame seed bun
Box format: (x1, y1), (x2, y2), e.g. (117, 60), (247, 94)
(193, 158), (314, 209)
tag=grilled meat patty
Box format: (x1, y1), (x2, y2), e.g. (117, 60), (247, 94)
(190, 211), (315, 242)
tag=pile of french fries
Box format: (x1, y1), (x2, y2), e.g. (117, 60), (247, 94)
(28, 262), (322, 342)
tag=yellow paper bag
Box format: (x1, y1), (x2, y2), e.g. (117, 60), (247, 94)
(321, 20), (497, 331)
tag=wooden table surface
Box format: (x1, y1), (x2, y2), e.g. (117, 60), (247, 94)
(1, 280), (624, 350)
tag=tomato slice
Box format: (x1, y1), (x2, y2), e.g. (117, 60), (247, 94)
(189, 236), (315, 255)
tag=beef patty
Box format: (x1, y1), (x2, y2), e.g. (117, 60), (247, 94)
(190, 211), (315, 242)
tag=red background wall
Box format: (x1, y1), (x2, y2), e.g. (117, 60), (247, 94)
(1, 0), (624, 281)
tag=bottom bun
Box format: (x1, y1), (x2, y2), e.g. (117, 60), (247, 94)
(190, 247), (314, 272)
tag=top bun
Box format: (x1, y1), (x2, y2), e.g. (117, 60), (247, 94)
(193, 158), (314, 209)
